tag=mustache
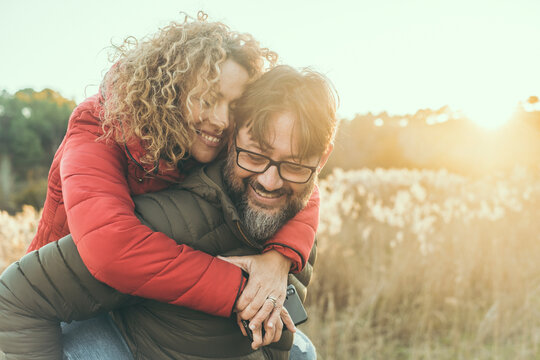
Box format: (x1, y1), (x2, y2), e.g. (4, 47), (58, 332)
(247, 178), (292, 198)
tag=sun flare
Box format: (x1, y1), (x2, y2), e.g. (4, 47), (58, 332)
(460, 100), (517, 130)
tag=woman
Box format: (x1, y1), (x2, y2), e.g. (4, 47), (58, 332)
(27, 12), (318, 348)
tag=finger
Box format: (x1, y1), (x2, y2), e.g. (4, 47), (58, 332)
(280, 307), (296, 333)
(266, 305), (282, 331)
(242, 281), (284, 323)
(240, 288), (273, 324)
(273, 318), (283, 343)
(236, 283), (262, 314)
(262, 318), (276, 346)
(243, 298), (275, 329)
(251, 324), (263, 350)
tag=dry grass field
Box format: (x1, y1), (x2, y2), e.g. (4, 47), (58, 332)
(2, 166), (540, 359)
(0, 205), (40, 271)
(303, 166), (540, 359)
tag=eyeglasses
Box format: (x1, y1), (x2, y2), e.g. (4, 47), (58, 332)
(234, 139), (318, 184)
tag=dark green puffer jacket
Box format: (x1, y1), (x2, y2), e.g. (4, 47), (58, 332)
(0, 161), (315, 360)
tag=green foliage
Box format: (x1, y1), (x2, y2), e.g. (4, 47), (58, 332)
(0, 88), (75, 212)
(12, 179), (48, 211)
(8, 118), (43, 168)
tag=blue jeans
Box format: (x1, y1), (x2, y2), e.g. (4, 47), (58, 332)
(61, 314), (316, 359)
(289, 329), (317, 360)
(62, 314), (133, 360)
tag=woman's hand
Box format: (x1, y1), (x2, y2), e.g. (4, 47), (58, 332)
(235, 307), (295, 350)
(219, 250), (296, 349)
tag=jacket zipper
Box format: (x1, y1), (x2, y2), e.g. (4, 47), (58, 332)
(124, 143), (175, 183)
(124, 143), (147, 182)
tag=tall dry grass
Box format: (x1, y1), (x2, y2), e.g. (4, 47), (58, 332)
(2, 167), (540, 359)
(0, 205), (40, 271)
(303, 166), (540, 359)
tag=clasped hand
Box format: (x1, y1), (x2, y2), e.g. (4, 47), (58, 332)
(218, 250), (296, 350)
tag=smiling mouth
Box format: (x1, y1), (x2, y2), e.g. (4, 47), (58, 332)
(250, 184), (284, 199)
(196, 130), (222, 145)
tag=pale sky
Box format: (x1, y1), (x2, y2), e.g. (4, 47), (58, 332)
(2, 0), (539, 127)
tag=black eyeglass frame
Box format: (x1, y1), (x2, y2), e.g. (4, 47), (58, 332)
(234, 138), (319, 184)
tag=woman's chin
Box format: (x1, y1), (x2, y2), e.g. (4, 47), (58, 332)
(190, 141), (225, 163)
(191, 149), (221, 164)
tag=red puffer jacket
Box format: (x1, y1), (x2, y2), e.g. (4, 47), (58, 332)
(28, 94), (319, 317)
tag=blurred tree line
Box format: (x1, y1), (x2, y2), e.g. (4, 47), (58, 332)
(0, 89), (75, 212)
(1, 87), (539, 212)
(323, 97), (540, 178)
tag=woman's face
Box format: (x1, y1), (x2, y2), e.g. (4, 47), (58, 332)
(189, 59), (250, 163)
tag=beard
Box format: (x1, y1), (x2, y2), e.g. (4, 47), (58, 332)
(223, 149), (314, 244)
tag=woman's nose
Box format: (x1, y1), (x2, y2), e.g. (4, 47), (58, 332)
(209, 102), (229, 132)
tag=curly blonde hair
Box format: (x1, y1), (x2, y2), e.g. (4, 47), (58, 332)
(100, 11), (277, 168)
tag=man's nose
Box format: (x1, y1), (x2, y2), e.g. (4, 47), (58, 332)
(209, 102), (229, 132)
(256, 165), (284, 192)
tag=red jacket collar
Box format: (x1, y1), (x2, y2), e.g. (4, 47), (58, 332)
(123, 136), (198, 183)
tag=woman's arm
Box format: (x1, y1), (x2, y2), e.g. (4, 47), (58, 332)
(57, 108), (245, 317)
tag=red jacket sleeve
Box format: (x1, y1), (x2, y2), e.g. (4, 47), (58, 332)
(262, 186), (319, 273)
(60, 109), (244, 318)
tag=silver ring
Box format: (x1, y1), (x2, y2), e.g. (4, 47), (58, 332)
(266, 295), (277, 309)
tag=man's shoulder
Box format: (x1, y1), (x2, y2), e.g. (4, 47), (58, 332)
(132, 166), (222, 222)
(131, 160), (240, 230)
(179, 161), (226, 198)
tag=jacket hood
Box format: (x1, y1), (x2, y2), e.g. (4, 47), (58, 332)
(179, 161), (239, 219)
(179, 160), (264, 251)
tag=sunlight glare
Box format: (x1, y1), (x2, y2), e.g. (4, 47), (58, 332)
(460, 99), (516, 130)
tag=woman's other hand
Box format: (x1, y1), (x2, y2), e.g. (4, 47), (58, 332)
(219, 251), (296, 348)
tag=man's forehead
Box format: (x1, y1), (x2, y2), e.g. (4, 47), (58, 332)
(236, 123), (300, 159)
(236, 125), (280, 148)
(235, 111), (323, 165)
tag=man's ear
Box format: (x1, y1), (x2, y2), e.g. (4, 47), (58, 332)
(317, 143), (333, 173)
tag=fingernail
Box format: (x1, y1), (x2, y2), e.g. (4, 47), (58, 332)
(250, 324), (255, 330)
(268, 322), (273, 328)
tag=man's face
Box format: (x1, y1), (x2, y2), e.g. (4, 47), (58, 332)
(223, 111), (322, 242)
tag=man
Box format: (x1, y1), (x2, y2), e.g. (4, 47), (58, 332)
(0, 65), (337, 359)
